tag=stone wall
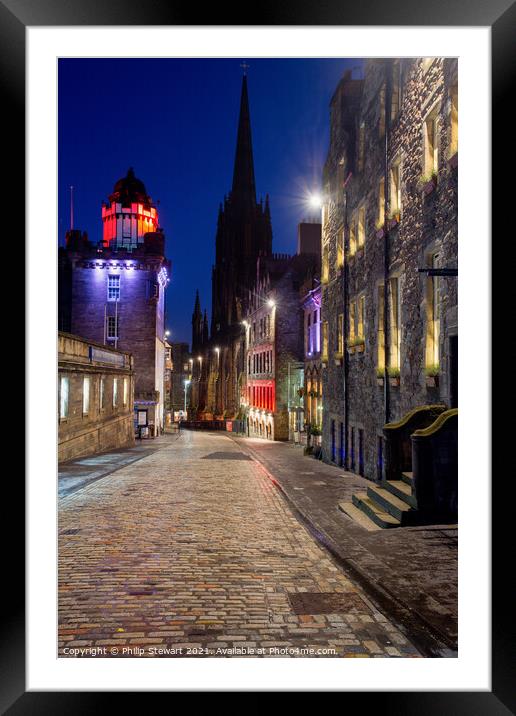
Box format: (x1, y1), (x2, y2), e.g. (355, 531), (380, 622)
(321, 59), (458, 480)
(58, 332), (134, 462)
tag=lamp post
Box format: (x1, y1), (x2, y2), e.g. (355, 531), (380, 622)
(184, 379), (191, 417)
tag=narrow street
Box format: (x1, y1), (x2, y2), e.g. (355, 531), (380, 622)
(58, 431), (421, 658)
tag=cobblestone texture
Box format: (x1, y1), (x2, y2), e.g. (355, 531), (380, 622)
(58, 431), (421, 658)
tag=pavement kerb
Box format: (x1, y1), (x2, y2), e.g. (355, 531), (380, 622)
(227, 434), (456, 658)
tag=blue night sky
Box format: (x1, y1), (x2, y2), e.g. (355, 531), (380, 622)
(58, 58), (361, 345)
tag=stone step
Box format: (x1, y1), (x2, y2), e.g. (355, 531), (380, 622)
(367, 485), (419, 525)
(401, 470), (414, 485)
(338, 501), (382, 532)
(352, 492), (401, 528)
(385, 479), (418, 509)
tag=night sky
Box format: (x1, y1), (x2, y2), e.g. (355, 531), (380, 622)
(58, 58), (361, 344)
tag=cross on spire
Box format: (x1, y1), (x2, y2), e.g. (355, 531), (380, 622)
(240, 61), (250, 76)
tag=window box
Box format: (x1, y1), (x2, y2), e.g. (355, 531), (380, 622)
(355, 341), (365, 353)
(388, 368), (400, 387)
(389, 376), (400, 387)
(376, 377), (384, 387)
(334, 352), (343, 366)
(425, 375), (439, 388)
(347, 344), (356, 355)
(448, 152), (458, 170)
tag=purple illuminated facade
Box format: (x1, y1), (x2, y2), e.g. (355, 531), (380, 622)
(58, 170), (171, 434)
(302, 280), (323, 430)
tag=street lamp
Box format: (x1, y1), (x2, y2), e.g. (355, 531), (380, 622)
(184, 379), (191, 416)
(267, 299), (276, 308)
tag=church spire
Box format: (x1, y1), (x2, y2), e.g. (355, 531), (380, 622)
(231, 74), (256, 208)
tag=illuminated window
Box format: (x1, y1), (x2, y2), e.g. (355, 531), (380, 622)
(357, 122), (365, 172)
(336, 228), (344, 268)
(379, 83), (386, 138)
(107, 316), (119, 340)
(59, 377), (69, 419)
(113, 378), (118, 408)
(349, 217), (357, 257)
(322, 321), (329, 360)
(123, 377), (128, 407)
(337, 313), (344, 354)
(377, 284), (385, 371)
(357, 295), (365, 340)
(322, 243), (329, 283)
(424, 106), (440, 179)
(391, 60), (401, 121)
(425, 254), (440, 369)
(377, 178), (385, 227)
(390, 161), (401, 217)
(107, 274), (120, 301)
(357, 205), (366, 249)
(82, 376), (90, 415)
(349, 301), (356, 343)
(388, 278), (401, 370)
(450, 84), (458, 157)
(99, 378), (105, 410)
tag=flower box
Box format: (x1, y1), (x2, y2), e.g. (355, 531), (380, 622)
(355, 342), (365, 353)
(376, 377), (384, 387)
(347, 345), (356, 355)
(425, 375), (439, 388)
(387, 214), (400, 231)
(389, 376), (400, 387)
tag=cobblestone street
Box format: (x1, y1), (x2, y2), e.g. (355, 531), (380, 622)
(58, 431), (421, 658)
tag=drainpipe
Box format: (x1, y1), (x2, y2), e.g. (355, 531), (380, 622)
(383, 61), (392, 427)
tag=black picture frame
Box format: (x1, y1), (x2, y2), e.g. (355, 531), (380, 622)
(9, 0), (511, 708)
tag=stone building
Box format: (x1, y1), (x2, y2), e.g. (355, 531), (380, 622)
(301, 272), (323, 434)
(58, 169), (171, 435)
(58, 332), (134, 462)
(321, 59), (458, 480)
(169, 342), (192, 418)
(243, 228), (319, 441)
(189, 73), (273, 420)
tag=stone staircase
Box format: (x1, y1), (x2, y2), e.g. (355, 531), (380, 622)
(340, 404), (457, 530)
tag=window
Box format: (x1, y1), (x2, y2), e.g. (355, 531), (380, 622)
(357, 295), (365, 340)
(377, 284), (385, 371)
(379, 83), (386, 138)
(123, 377), (128, 407)
(99, 377), (105, 410)
(107, 274), (120, 301)
(357, 122), (365, 172)
(449, 84), (458, 157)
(388, 278), (401, 370)
(425, 253), (440, 369)
(82, 376), (90, 415)
(322, 243), (329, 283)
(390, 161), (401, 217)
(357, 205), (366, 250)
(60, 376), (69, 419)
(377, 178), (385, 227)
(349, 301), (356, 343)
(107, 316), (119, 340)
(337, 313), (344, 354)
(322, 321), (329, 360)
(424, 107), (440, 179)
(336, 228), (344, 268)
(349, 217), (357, 257)
(113, 378), (118, 408)
(391, 60), (401, 121)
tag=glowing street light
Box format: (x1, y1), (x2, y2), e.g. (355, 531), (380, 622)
(267, 299), (276, 308)
(183, 379), (191, 415)
(308, 193), (323, 210)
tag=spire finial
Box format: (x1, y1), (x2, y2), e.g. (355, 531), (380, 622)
(240, 61), (250, 76)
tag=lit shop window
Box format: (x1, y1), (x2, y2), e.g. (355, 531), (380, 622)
(389, 161), (401, 217)
(349, 217), (357, 257)
(349, 301), (356, 343)
(322, 321), (329, 360)
(336, 228), (344, 268)
(357, 295), (365, 340)
(113, 378), (118, 408)
(60, 376), (69, 419)
(449, 85), (458, 157)
(322, 243), (329, 283)
(337, 313), (344, 354)
(107, 274), (120, 301)
(82, 376), (90, 415)
(123, 378), (128, 407)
